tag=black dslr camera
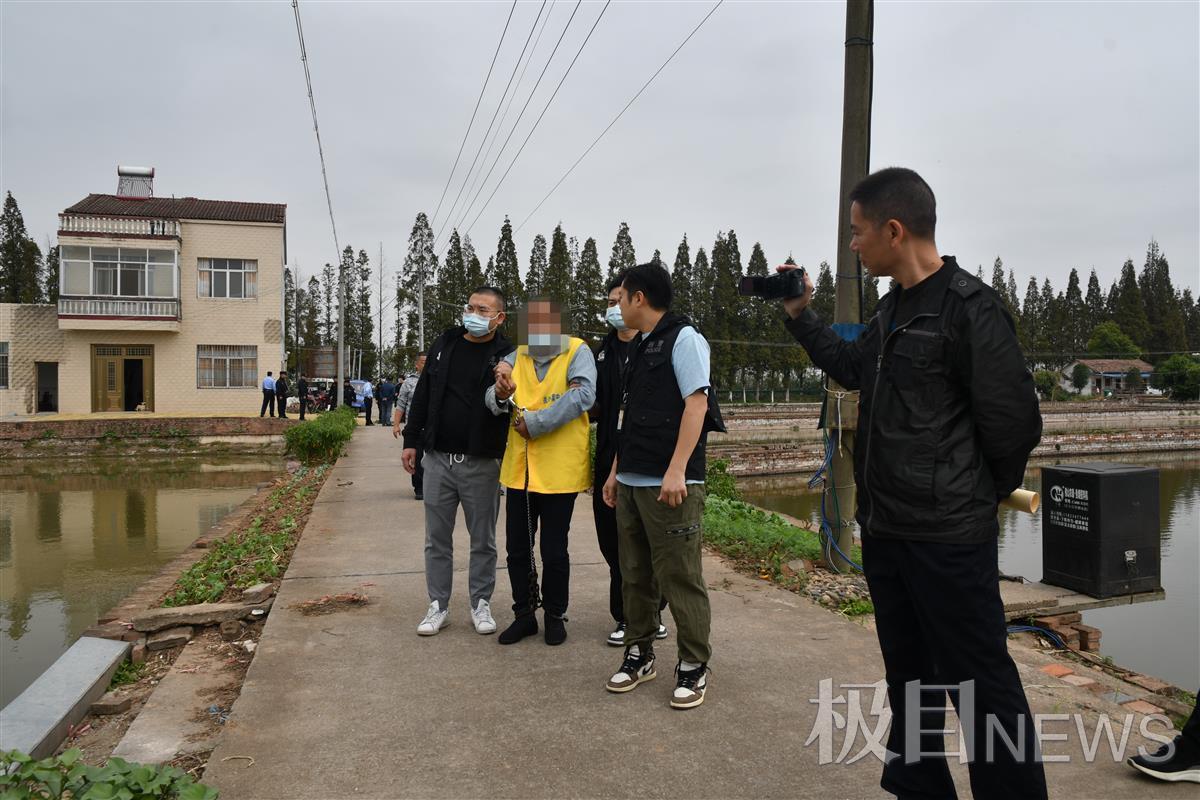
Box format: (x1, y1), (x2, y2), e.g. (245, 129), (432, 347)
(737, 268), (807, 300)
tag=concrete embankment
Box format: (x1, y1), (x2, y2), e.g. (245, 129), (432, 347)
(713, 401), (1200, 475)
(0, 415), (293, 460)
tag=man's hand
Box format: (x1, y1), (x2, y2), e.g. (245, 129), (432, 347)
(392, 413), (404, 439)
(401, 448), (418, 474)
(495, 362), (516, 402)
(602, 473), (618, 509)
(777, 264), (815, 320)
(658, 467), (688, 508)
(514, 416), (531, 440)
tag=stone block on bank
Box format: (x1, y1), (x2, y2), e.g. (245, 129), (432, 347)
(1127, 674), (1171, 693)
(91, 691), (133, 716)
(131, 641), (146, 665)
(219, 621), (243, 641)
(132, 602), (271, 632)
(147, 626), (194, 651)
(241, 583), (275, 604)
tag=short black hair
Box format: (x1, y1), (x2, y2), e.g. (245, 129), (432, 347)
(606, 268), (629, 294)
(416, 351), (427, 358)
(267, 371), (273, 376)
(848, 167), (936, 240)
(622, 263), (672, 311)
(470, 285), (506, 311)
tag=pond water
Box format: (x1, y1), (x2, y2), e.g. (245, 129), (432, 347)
(740, 455), (1200, 690)
(0, 456), (282, 708)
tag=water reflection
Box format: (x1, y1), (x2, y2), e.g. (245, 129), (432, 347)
(0, 457), (280, 708)
(741, 455), (1200, 690)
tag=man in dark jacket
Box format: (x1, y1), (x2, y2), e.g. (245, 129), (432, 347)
(781, 168), (1045, 800)
(591, 270), (668, 647)
(274, 372), (290, 419)
(297, 374), (309, 421)
(402, 287), (514, 638)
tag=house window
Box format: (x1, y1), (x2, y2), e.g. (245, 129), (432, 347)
(60, 246), (177, 298)
(0, 342), (8, 389)
(197, 345), (258, 388)
(198, 259), (258, 299)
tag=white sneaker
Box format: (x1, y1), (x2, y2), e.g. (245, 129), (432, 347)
(471, 599), (497, 635)
(417, 601), (450, 636)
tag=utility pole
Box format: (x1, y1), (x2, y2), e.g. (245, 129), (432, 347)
(337, 251), (345, 393)
(826, 0), (873, 572)
(294, 262), (303, 379)
(417, 283), (426, 352)
(378, 242), (384, 378)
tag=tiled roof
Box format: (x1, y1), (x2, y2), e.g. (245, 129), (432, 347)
(1072, 358), (1154, 374)
(64, 194), (286, 224)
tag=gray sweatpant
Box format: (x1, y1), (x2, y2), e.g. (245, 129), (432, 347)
(421, 450), (501, 609)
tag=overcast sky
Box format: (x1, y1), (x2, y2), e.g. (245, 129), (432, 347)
(3, 0), (1197, 329)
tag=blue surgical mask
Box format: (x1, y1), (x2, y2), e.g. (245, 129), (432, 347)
(463, 313), (494, 337)
(605, 305), (626, 330)
(528, 333), (564, 359)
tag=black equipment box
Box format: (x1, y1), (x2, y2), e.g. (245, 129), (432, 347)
(1041, 462), (1160, 598)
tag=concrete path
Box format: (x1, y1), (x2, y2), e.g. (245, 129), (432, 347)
(205, 429), (1190, 799)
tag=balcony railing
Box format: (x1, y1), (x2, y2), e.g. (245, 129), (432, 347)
(59, 215), (181, 238)
(58, 297), (180, 319)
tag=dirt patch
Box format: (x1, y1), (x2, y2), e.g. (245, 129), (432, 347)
(289, 592), (370, 616)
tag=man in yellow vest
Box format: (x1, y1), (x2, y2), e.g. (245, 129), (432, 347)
(487, 298), (596, 646)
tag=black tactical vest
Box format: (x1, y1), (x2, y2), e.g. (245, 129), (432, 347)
(617, 313), (725, 482)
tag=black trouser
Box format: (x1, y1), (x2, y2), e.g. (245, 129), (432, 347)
(412, 447), (424, 494)
(260, 389), (275, 417)
(862, 532), (1047, 800)
(299, 398), (307, 421)
(506, 489), (575, 619)
(364, 397), (374, 425)
(277, 395), (287, 418)
(592, 476), (666, 624)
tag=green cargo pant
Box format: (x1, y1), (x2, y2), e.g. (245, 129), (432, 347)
(615, 483), (711, 664)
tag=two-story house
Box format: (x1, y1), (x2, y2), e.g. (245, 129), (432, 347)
(0, 167), (287, 415)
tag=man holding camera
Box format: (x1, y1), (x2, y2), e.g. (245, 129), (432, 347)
(780, 168), (1045, 799)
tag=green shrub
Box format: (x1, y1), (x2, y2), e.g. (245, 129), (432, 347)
(284, 406), (356, 463)
(0, 748), (217, 799)
(704, 459), (741, 501)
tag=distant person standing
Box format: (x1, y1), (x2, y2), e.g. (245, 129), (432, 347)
(394, 352), (427, 499)
(297, 374), (309, 421)
(342, 378), (355, 413)
(362, 379), (375, 426)
(275, 371), (290, 419)
(260, 371), (276, 417)
(378, 376), (397, 427)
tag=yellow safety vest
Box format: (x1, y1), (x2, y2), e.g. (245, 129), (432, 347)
(499, 338), (592, 493)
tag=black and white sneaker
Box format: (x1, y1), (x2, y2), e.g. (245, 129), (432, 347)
(606, 646), (656, 693)
(607, 622), (627, 646)
(656, 623), (669, 640)
(670, 662), (708, 709)
(1127, 738), (1200, 783)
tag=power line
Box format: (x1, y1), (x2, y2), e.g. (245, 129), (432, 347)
(444, 0), (592, 253)
(461, 0), (612, 243)
(450, 2), (558, 247)
(291, 0), (341, 267)
(429, 0), (519, 231)
(515, 0), (724, 234)
(433, 0), (550, 250)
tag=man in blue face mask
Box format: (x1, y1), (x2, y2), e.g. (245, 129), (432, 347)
(591, 270), (668, 647)
(401, 287), (514, 638)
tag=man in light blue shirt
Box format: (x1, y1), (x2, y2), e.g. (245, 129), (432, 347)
(259, 371), (276, 417)
(362, 379), (375, 426)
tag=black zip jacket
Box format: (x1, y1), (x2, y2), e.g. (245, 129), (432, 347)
(590, 329), (634, 483)
(785, 257), (1041, 543)
(401, 326), (514, 458)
